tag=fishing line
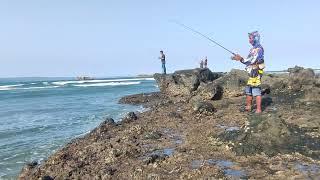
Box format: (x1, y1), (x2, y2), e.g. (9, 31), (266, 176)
(170, 20), (236, 55)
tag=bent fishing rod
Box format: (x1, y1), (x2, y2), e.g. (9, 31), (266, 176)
(170, 20), (236, 56)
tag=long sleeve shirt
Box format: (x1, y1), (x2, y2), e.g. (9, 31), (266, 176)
(241, 44), (264, 78)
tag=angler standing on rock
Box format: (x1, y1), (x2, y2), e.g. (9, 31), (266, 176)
(159, 50), (166, 74)
(200, 60), (204, 69)
(231, 31), (265, 113)
(204, 56), (208, 68)
(171, 22), (265, 113)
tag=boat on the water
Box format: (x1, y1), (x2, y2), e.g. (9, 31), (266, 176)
(76, 76), (94, 80)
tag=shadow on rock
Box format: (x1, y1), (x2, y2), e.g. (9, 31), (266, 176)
(262, 96), (273, 111)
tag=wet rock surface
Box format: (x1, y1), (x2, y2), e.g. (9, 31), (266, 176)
(19, 67), (320, 179)
(118, 92), (167, 107)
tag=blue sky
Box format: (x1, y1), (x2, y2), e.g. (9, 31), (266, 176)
(0, 0), (319, 77)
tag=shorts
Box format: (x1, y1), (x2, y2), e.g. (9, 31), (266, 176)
(245, 86), (261, 96)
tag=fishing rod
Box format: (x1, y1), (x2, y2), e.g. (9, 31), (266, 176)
(170, 20), (236, 56)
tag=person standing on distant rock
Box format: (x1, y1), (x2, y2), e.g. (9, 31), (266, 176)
(231, 31), (265, 113)
(159, 50), (166, 74)
(204, 57), (208, 68)
(200, 60), (204, 69)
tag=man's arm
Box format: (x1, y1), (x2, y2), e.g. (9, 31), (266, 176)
(231, 48), (262, 65)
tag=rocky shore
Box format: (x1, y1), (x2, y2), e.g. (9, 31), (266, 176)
(19, 66), (320, 179)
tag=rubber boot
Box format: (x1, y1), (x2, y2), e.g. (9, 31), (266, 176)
(256, 95), (262, 113)
(245, 96), (253, 112)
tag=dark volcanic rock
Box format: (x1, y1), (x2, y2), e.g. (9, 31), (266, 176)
(288, 66), (315, 79)
(26, 161), (38, 169)
(195, 82), (224, 101)
(97, 117), (115, 130)
(168, 112), (183, 119)
(153, 68), (253, 101)
(102, 117), (115, 126)
(262, 74), (288, 92)
(19, 161), (39, 179)
(144, 131), (162, 140)
(105, 167), (117, 175)
(122, 112), (138, 123)
(143, 153), (168, 165)
(215, 114), (320, 158)
(85, 118), (115, 140)
(154, 68), (223, 101)
(260, 84), (271, 95)
(213, 69), (248, 97)
(119, 92), (165, 107)
(261, 66), (318, 94)
(192, 101), (215, 114)
(302, 88), (320, 103)
(288, 66), (316, 90)
(41, 175), (54, 180)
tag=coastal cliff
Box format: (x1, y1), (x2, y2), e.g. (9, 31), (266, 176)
(19, 67), (320, 179)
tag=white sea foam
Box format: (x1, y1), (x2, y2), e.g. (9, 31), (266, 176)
(2, 152), (22, 161)
(20, 86), (60, 90)
(42, 82), (49, 85)
(74, 130), (91, 138)
(0, 172), (7, 177)
(0, 84), (24, 91)
(52, 78), (154, 86)
(73, 81), (141, 87)
(0, 85), (59, 91)
(15, 161), (25, 164)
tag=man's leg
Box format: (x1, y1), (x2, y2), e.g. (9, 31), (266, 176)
(162, 63), (164, 74)
(252, 87), (262, 113)
(256, 96), (262, 113)
(244, 86), (253, 111)
(246, 95), (253, 111)
(163, 63), (166, 74)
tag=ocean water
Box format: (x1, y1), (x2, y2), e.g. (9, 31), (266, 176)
(0, 77), (158, 179)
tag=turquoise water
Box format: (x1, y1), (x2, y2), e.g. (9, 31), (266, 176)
(0, 77), (157, 179)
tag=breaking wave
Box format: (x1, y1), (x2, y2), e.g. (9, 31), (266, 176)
(0, 84), (25, 91)
(73, 81), (141, 87)
(0, 77), (152, 91)
(52, 78), (154, 86)
(0, 85), (59, 91)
